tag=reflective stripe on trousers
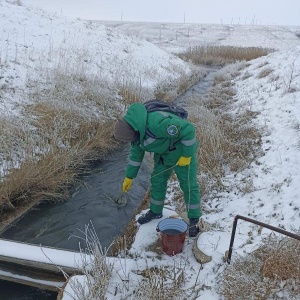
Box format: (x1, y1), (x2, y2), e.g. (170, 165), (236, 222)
(149, 157), (201, 218)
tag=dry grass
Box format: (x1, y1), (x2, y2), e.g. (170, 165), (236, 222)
(116, 67), (204, 105)
(0, 41), (280, 298)
(0, 119), (118, 214)
(188, 64), (263, 195)
(154, 69), (205, 101)
(0, 150), (76, 211)
(110, 190), (151, 256)
(219, 235), (300, 300)
(0, 117), (30, 177)
(257, 67), (274, 78)
(133, 263), (185, 300)
(178, 45), (271, 66)
(0, 70), (121, 221)
(111, 74), (253, 253)
(117, 76), (151, 107)
(113, 60), (265, 224)
(118, 86), (140, 106)
(57, 223), (112, 300)
(0, 48), (202, 230)
(109, 219), (138, 257)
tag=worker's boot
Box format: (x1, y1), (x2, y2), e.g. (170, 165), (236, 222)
(137, 210), (163, 225)
(189, 218), (199, 237)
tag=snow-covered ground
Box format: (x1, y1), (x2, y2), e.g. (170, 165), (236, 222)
(1, 0), (300, 299)
(65, 22), (300, 300)
(0, 0), (191, 119)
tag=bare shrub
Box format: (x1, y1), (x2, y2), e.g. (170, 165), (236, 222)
(219, 235), (300, 300)
(178, 46), (271, 66)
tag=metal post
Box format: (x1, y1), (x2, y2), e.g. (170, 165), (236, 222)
(227, 215), (300, 264)
(227, 215), (239, 264)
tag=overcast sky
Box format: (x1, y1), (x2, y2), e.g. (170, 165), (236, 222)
(22, 0), (300, 26)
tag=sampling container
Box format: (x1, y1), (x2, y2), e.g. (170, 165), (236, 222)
(156, 218), (188, 256)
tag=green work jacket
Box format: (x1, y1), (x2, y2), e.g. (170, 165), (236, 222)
(123, 103), (198, 178)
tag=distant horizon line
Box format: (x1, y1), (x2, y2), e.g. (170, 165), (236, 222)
(85, 18), (300, 28)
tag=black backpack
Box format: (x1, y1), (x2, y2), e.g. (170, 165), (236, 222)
(144, 99), (188, 151)
(144, 99), (188, 119)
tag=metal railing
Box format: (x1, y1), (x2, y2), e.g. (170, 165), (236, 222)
(227, 215), (300, 264)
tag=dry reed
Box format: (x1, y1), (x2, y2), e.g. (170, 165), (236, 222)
(178, 45), (272, 66)
(219, 235), (300, 300)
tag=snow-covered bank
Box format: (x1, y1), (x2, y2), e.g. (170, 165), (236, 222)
(0, 0), (191, 119)
(62, 45), (300, 299)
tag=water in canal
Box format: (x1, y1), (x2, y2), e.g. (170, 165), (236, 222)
(0, 146), (152, 299)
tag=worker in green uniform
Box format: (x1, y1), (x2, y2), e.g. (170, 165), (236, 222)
(113, 102), (201, 237)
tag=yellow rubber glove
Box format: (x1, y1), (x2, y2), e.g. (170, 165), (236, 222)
(176, 156), (191, 166)
(122, 177), (133, 192)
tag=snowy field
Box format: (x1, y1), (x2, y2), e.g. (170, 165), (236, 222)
(97, 20), (300, 53)
(1, 0), (300, 299)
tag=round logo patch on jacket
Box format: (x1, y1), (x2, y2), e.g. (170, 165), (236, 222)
(166, 124), (179, 137)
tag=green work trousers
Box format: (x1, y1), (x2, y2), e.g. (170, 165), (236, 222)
(150, 156), (201, 219)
